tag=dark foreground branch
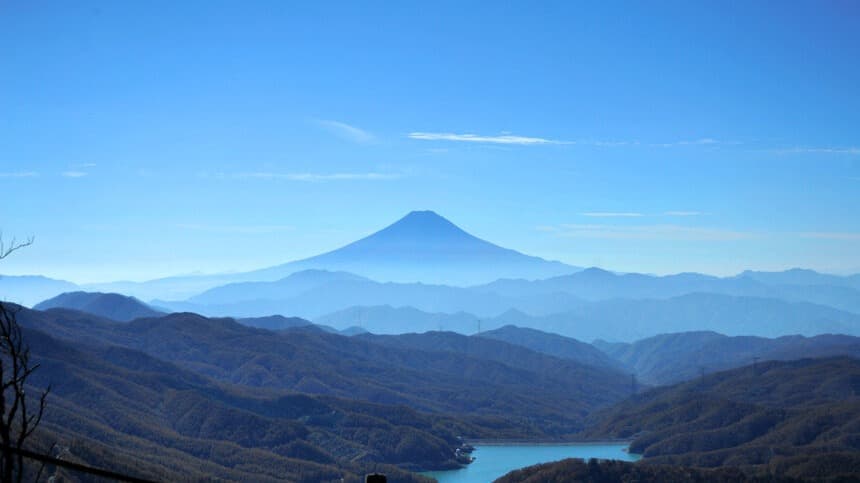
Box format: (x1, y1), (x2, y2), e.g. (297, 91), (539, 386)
(0, 445), (157, 483)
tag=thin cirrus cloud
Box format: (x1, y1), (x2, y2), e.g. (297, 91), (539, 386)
(582, 211), (703, 217)
(799, 232), (860, 241)
(650, 138), (721, 147)
(176, 223), (295, 235)
(408, 132), (566, 145)
(316, 120), (375, 144)
(408, 132), (733, 148)
(221, 172), (401, 182)
(61, 171), (88, 178)
(775, 146), (860, 155)
(581, 212), (644, 218)
(0, 171), (39, 178)
(664, 211), (704, 217)
(541, 223), (757, 241)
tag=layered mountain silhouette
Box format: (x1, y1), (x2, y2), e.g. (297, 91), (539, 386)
(159, 269), (585, 320)
(159, 278), (860, 340)
(491, 293), (860, 341)
(593, 330), (860, 385)
(34, 291), (163, 322)
(0, 274), (78, 307)
(14, 305), (630, 433)
(477, 325), (627, 372)
(475, 266), (860, 313)
(81, 210), (578, 300)
(248, 210), (578, 285)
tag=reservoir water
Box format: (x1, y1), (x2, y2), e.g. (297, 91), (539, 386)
(424, 443), (639, 483)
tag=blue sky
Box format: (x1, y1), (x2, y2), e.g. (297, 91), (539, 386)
(1, 1), (859, 282)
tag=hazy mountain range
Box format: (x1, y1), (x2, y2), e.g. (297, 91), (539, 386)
(594, 330), (860, 385)
(24, 295), (860, 391)
(11, 300), (859, 480)
(5, 211), (860, 343)
(8, 283), (859, 481)
(0, 274), (78, 307)
(23, 211), (578, 301)
(35, 291), (164, 322)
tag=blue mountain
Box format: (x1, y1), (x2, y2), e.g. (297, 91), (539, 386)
(248, 210), (579, 285)
(0, 274), (79, 307)
(86, 211), (579, 300)
(35, 291), (163, 321)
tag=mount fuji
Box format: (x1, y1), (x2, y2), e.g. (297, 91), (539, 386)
(84, 211), (579, 301)
(249, 210), (578, 285)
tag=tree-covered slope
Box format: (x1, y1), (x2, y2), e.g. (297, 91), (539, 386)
(23, 326), (477, 481)
(16, 306), (631, 436)
(579, 358), (860, 480)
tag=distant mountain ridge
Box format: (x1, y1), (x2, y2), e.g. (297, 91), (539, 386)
(475, 266), (860, 314)
(246, 210), (579, 285)
(477, 325), (626, 372)
(82, 211), (580, 300)
(492, 292), (860, 341)
(161, 271), (860, 340)
(0, 274), (78, 306)
(160, 269), (585, 319)
(593, 330), (860, 385)
(34, 291), (163, 322)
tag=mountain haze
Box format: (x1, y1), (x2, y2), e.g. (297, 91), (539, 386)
(0, 274), (78, 307)
(493, 293), (860, 342)
(594, 331), (860, 385)
(35, 291), (163, 322)
(249, 210), (578, 285)
(83, 211), (579, 300)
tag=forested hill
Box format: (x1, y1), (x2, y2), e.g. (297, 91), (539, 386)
(23, 325), (457, 481)
(578, 357), (860, 480)
(14, 305), (631, 437)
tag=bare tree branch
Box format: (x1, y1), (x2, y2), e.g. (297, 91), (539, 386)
(0, 231), (48, 481)
(0, 234), (34, 261)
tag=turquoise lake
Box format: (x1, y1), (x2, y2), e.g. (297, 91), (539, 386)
(423, 443), (639, 483)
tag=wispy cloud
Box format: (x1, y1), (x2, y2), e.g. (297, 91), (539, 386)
(799, 232), (860, 241)
(0, 171), (38, 178)
(61, 171), (88, 178)
(542, 223), (757, 241)
(316, 120), (375, 144)
(215, 171), (401, 182)
(73, 162), (97, 168)
(408, 132), (566, 145)
(408, 132), (737, 148)
(579, 140), (639, 147)
(664, 211), (704, 217)
(581, 212), (643, 218)
(650, 138), (721, 148)
(776, 146), (860, 155)
(176, 223), (295, 234)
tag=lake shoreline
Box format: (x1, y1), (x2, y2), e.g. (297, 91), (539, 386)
(461, 439), (634, 446)
(423, 442), (640, 482)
